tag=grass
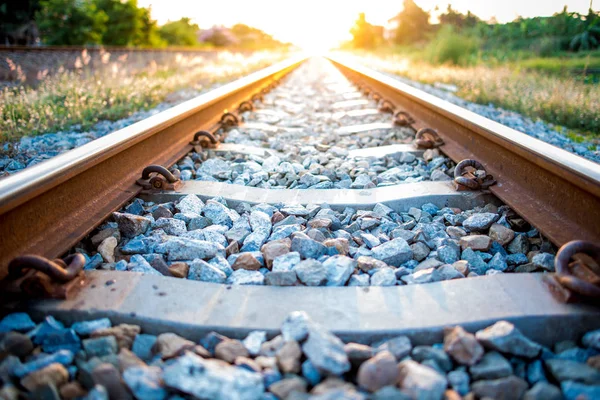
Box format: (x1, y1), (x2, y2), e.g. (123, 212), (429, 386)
(0, 50), (287, 147)
(346, 52), (600, 138)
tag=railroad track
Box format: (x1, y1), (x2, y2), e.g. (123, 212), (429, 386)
(0, 55), (599, 399)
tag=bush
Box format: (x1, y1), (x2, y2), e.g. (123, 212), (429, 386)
(424, 26), (480, 66)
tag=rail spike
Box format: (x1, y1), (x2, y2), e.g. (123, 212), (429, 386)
(393, 111), (415, 127)
(414, 128), (444, 149)
(136, 165), (181, 191)
(191, 130), (219, 149)
(378, 100), (395, 114)
(0, 254), (86, 299)
(545, 240), (600, 302)
(220, 112), (239, 128)
(453, 159), (496, 191)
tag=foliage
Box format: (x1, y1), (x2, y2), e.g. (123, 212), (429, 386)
(391, 0), (430, 45)
(95, 0), (144, 46)
(230, 24), (285, 49)
(158, 18), (199, 46)
(424, 25), (479, 65)
(35, 0), (108, 45)
(438, 5), (479, 30)
(0, 0), (42, 44)
(349, 13), (382, 49)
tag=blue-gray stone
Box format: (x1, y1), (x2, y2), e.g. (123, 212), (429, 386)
(488, 252), (508, 272)
(412, 346), (453, 372)
(176, 194), (204, 216)
(208, 256), (234, 277)
(488, 241), (508, 256)
(556, 347), (599, 363)
(476, 321), (542, 359)
(294, 259), (326, 286)
(123, 366), (167, 400)
(198, 261), (227, 283)
(323, 256), (356, 286)
(226, 269), (265, 285)
(375, 336), (412, 360)
(561, 381), (600, 400)
(84, 253), (104, 270)
(371, 238), (412, 267)
(13, 349), (74, 378)
(125, 199), (145, 216)
(157, 237), (224, 261)
(545, 359), (600, 384)
(30, 316), (65, 344)
(203, 200), (237, 228)
(448, 370), (470, 396)
(506, 253), (529, 266)
(461, 248), (487, 274)
(243, 331), (266, 356)
(262, 368), (282, 388)
(437, 245), (459, 264)
(527, 360), (547, 385)
(240, 227), (270, 252)
(348, 274), (370, 286)
(583, 329), (600, 350)
(72, 318), (111, 336)
(163, 352), (264, 399)
(370, 268), (397, 286)
(273, 252), (301, 272)
(470, 351), (513, 380)
(302, 325), (350, 375)
(115, 260), (128, 271)
(462, 213), (498, 231)
(42, 328), (81, 353)
(121, 237), (149, 255)
(128, 254), (162, 276)
(291, 237), (328, 259)
(85, 385), (109, 400)
(302, 359), (322, 386)
(83, 336), (118, 359)
(532, 252), (555, 271)
(132, 334), (157, 361)
(269, 224), (301, 241)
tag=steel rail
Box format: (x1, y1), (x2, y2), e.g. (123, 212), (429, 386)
(328, 55), (600, 247)
(0, 55), (306, 278)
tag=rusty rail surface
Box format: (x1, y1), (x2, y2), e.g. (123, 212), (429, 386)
(328, 55), (600, 247)
(0, 55), (306, 279)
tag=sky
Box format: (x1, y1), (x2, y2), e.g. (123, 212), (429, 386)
(138, 0), (596, 50)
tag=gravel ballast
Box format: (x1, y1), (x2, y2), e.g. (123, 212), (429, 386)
(0, 311), (598, 399)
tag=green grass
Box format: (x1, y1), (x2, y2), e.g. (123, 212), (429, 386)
(0, 50), (287, 147)
(346, 52), (600, 138)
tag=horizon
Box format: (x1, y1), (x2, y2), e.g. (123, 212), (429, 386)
(138, 0), (597, 50)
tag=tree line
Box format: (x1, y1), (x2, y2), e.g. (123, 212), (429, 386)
(0, 0), (284, 48)
(349, 0), (600, 58)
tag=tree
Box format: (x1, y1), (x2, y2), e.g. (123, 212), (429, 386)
(350, 13), (381, 48)
(134, 6), (165, 47)
(439, 5), (480, 30)
(0, 0), (42, 45)
(94, 0), (144, 46)
(36, 0), (107, 45)
(158, 18), (199, 46)
(392, 0), (430, 45)
(569, 9), (600, 50)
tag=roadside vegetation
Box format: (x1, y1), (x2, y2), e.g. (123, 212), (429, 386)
(346, 1), (600, 138)
(2, 0), (287, 49)
(0, 51), (286, 146)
